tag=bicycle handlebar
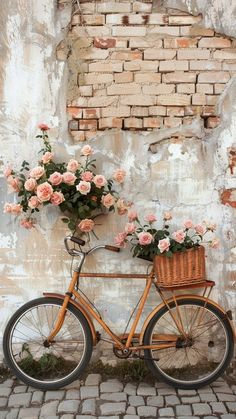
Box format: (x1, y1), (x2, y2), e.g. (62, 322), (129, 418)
(64, 236), (121, 257)
(70, 236), (86, 246)
(105, 245), (120, 252)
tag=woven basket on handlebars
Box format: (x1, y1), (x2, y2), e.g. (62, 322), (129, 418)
(153, 246), (206, 288)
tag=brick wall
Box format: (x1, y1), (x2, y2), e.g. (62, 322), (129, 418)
(62, 1), (236, 142)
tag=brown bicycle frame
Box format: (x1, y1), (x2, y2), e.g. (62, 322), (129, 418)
(45, 269), (184, 352)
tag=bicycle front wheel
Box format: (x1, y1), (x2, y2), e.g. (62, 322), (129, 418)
(3, 297), (93, 390)
(143, 298), (234, 389)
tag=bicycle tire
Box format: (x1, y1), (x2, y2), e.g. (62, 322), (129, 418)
(3, 297), (93, 390)
(143, 297), (234, 389)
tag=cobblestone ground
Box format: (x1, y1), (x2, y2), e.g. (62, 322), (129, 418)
(0, 374), (236, 419)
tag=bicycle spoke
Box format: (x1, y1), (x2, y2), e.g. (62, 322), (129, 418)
(5, 300), (91, 387)
(144, 300), (231, 387)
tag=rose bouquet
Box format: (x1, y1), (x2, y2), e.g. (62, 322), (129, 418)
(3, 125), (127, 233)
(115, 210), (219, 260)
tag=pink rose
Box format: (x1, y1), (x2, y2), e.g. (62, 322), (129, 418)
(4, 203), (23, 215)
(145, 214), (157, 223)
(163, 212), (172, 221)
(125, 223), (136, 234)
(102, 193), (115, 209)
(138, 231), (153, 246)
(7, 176), (21, 192)
(158, 238), (170, 253)
(76, 181), (91, 195)
(11, 204), (23, 215)
(24, 178), (37, 192)
(115, 232), (127, 247)
(128, 210), (138, 222)
(41, 151), (54, 164)
(28, 196), (40, 209)
(116, 199), (132, 216)
(3, 166), (12, 178)
(184, 219), (194, 229)
(3, 203), (13, 213)
(30, 166), (45, 180)
(38, 123), (49, 131)
(81, 171), (93, 182)
(36, 182), (53, 202)
(50, 191), (65, 206)
(113, 168), (126, 184)
(93, 175), (107, 188)
(20, 218), (35, 229)
(78, 218), (95, 232)
(195, 224), (206, 236)
(210, 238), (220, 249)
(62, 172), (76, 185)
(49, 172), (63, 186)
(67, 159), (79, 173)
(81, 144), (93, 156)
(172, 230), (186, 243)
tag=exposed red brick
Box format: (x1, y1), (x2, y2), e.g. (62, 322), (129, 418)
(201, 106), (216, 117)
(68, 7), (235, 138)
(206, 116), (221, 129)
(79, 119), (97, 130)
(228, 147), (236, 175)
(67, 107), (83, 119)
(177, 38), (196, 48)
(124, 117), (143, 129)
(68, 120), (79, 131)
(184, 106), (201, 116)
(221, 189), (236, 208)
(143, 117), (162, 128)
(99, 117), (123, 129)
(83, 108), (101, 119)
(164, 117), (182, 128)
(94, 38), (116, 49)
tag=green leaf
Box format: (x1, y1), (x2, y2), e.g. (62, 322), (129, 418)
(72, 192), (81, 203)
(61, 217), (70, 224)
(90, 201), (98, 209)
(68, 220), (76, 231)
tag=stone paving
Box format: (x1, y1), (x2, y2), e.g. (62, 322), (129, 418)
(0, 374), (236, 419)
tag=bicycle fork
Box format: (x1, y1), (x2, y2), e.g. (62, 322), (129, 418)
(44, 272), (79, 346)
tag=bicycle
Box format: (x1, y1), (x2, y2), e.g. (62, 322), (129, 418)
(3, 235), (235, 390)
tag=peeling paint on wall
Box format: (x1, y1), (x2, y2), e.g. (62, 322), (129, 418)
(161, 0), (236, 38)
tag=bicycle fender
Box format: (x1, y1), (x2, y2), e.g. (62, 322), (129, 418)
(43, 292), (97, 345)
(139, 294), (236, 345)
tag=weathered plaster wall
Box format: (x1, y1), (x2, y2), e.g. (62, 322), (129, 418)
(0, 0), (73, 360)
(161, 0), (236, 38)
(61, 0), (236, 331)
(0, 0), (236, 364)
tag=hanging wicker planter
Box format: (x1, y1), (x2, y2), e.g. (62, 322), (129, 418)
(154, 246), (206, 288)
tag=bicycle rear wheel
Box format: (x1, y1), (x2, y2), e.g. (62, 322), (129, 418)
(3, 297), (93, 390)
(143, 297), (234, 389)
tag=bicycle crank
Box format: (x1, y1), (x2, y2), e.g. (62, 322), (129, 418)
(113, 346), (132, 358)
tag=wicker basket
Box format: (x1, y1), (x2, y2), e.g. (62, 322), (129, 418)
(154, 246), (206, 287)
